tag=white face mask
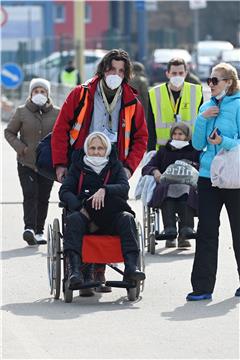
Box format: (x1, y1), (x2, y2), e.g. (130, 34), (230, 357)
(83, 155), (109, 174)
(170, 76), (185, 88)
(215, 85), (228, 100)
(170, 140), (189, 149)
(31, 94), (48, 106)
(105, 74), (123, 90)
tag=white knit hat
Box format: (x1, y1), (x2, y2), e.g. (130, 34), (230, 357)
(29, 78), (51, 96)
(84, 132), (112, 157)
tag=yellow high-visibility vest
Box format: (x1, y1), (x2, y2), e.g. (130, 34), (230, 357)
(61, 69), (78, 87)
(149, 82), (202, 146)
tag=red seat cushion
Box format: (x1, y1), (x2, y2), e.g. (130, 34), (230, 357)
(82, 235), (124, 263)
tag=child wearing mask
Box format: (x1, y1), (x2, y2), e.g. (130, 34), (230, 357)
(142, 122), (200, 248)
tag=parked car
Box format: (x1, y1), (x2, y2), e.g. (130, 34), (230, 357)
(23, 49), (108, 83)
(217, 48), (240, 77)
(196, 41), (234, 80)
(147, 48), (194, 85)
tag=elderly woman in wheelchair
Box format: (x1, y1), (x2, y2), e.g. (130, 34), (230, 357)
(59, 132), (145, 291)
(141, 122), (200, 249)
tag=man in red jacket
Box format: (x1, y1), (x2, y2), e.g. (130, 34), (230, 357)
(51, 49), (148, 293)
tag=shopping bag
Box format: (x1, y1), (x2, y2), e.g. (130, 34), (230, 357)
(210, 145), (240, 189)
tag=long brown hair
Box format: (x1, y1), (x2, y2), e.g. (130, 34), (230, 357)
(96, 49), (132, 82)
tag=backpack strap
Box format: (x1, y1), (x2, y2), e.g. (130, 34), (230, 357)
(77, 169), (111, 195)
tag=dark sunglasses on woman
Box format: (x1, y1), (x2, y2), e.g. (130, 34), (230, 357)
(207, 77), (228, 86)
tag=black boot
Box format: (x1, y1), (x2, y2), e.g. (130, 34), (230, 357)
(67, 250), (84, 289)
(124, 253), (146, 281)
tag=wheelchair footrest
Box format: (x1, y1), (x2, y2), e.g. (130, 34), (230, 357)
(155, 233), (176, 240)
(69, 281), (101, 291)
(105, 280), (136, 289)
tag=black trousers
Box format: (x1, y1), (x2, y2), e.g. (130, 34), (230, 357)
(64, 211), (140, 260)
(18, 163), (53, 233)
(161, 196), (195, 232)
(191, 177), (240, 293)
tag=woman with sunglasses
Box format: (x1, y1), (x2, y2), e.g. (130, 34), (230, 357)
(186, 63), (240, 301)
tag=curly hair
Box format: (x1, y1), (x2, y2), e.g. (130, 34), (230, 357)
(212, 62), (240, 95)
(96, 49), (132, 82)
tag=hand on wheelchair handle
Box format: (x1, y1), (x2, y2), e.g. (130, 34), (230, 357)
(88, 188), (106, 210)
(153, 169), (161, 183)
(56, 166), (68, 183)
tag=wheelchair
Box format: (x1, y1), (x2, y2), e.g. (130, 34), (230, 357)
(47, 202), (145, 303)
(143, 204), (197, 255)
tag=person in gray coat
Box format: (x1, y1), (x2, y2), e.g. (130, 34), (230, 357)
(4, 78), (60, 245)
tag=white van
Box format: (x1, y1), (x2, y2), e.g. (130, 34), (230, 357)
(196, 40), (234, 80)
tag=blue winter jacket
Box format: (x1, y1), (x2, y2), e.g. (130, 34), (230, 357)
(192, 91), (240, 178)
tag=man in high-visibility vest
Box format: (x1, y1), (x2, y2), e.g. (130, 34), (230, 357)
(147, 57), (203, 150)
(59, 60), (81, 88)
(52, 49), (148, 294)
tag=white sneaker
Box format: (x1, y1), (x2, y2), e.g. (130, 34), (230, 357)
(35, 233), (47, 244)
(23, 229), (37, 245)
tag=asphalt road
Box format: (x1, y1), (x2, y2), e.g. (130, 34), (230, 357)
(1, 112), (239, 359)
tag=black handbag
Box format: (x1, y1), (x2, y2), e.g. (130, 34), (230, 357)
(36, 132), (73, 181)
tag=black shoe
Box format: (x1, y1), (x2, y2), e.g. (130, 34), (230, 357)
(165, 239), (177, 248)
(161, 227), (177, 240)
(124, 269), (146, 281)
(94, 266), (112, 293)
(23, 229), (37, 245)
(79, 288), (95, 297)
(179, 227), (196, 240)
(67, 251), (84, 289)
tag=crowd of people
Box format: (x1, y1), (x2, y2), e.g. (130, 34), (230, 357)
(4, 48), (240, 301)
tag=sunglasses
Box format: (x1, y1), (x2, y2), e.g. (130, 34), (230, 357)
(207, 77), (228, 86)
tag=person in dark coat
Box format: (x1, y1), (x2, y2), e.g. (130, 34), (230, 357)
(59, 132), (145, 290)
(142, 122), (200, 248)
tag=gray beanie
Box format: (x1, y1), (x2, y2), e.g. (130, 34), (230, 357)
(29, 78), (50, 96)
(170, 122), (192, 141)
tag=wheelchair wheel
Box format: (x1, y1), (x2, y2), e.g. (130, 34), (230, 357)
(47, 224), (54, 295)
(64, 282), (73, 303)
(47, 219), (61, 299)
(137, 221), (145, 274)
(149, 234), (156, 255)
(52, 219), (61, 299)
(143, 205), (150, 251)
(127, 286), (139, 301)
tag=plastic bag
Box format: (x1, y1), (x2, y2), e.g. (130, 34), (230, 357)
(210, 145), (240, 189)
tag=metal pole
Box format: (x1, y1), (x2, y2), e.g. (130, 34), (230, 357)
(136, 0), (147, 64)
(74, 1), (85, 82)
(193, 8), (199, 69)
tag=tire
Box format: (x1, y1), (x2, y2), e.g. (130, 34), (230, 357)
(127, 287), (138, 301)
(47, 224), (54, 295)
(136, 221), (145, 294)
(136, 221), (145, 274)
(149, 234), (156, 255)
(52, 219), (61, 300)
(64, 281), (73, 303)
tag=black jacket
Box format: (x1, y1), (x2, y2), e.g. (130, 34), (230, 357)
(142, 141), (200, 176)
(59, 148), (130, 213)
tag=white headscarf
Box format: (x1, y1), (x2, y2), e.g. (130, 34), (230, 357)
(83, 132), (112, 174)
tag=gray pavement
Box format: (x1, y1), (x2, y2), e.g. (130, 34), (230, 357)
(1, 120), (239, 359)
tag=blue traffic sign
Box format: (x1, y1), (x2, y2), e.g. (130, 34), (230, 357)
(1, 63), (24, 89)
